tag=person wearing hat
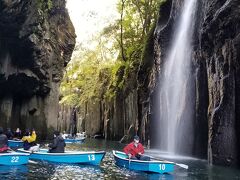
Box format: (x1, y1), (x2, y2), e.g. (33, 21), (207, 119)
(48, 130), (66, 153)
(123, 135), (150, 161)
(13, 128), (22, 139)
(0, 127), (9, 153)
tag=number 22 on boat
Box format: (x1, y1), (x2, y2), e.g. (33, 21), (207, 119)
(11, 156), (19, 163)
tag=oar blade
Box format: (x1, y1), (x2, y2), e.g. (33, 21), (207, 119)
(176, 163), (188, 169)
(29, 160), (38, 164)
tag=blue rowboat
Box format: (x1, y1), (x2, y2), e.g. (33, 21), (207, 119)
(8, 140), (24, 148)
(113, 150), (175, 174)
(17, 148), (105, 165)
(64, 137), (85, 143)
(0, 152), (30, 166)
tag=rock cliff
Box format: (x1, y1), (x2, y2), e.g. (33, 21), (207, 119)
(75, 1), (173, 145)
(200, 0), (240, 166)
(153, 0), (240, 165)
(0, 0), (76, 138)
(10, 0), (238, 167)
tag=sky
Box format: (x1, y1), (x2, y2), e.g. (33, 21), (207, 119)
(66, 0), (119, 45)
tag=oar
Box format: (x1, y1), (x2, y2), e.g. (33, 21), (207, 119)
(128, 155), (131, 167)
(7, 147), (16, 153)
(29, 160), (38, 164)
(146, 155), (189, 169)
(170, 161), (188, 169)
(127, 154), (131, 167)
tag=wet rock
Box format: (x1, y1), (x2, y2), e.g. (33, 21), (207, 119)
(153, 0), (240, 165)
(0, 0), (76, 138)
(201, 0), (240, 166)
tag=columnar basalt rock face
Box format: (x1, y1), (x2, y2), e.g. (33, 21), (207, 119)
(77, 89), (139, 141)
(153, 0), (240, 165)
(200, 0), (240, 166)
(0, 0), (76, 138)
(72, 0), (174, 145)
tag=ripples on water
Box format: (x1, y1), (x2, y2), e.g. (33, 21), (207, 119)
(1, 139), (240, 179)
(27, 152), (166, 180)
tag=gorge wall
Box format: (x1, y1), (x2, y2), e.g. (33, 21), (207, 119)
(0, 0), (76, 138)
(73, 2), (172, 145)
(79, 0), (240, 167)
(199, 0), (240, 166)
(153, 0), (240, 166)
(2, 0), (239, 167)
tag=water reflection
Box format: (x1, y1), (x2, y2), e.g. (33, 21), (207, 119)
(24, 151), (176, 179)
(51, 164), (101, 179)
(0, 165), (28, 179)
(0, 139), (240, 179)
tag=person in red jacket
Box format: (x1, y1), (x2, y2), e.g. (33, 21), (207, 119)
(0, 127), (9, 153)
(123, 135), (150, 161)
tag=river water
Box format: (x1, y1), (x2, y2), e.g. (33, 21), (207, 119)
(1, 139), (240, 179)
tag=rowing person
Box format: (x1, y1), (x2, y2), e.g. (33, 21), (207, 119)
(0, 127), (9, 153)
(48, 131), (66, 153)
(123, 135), (150, 161)
(22, 129), (39, 152)
(6, 128), (14, 140)
(13, 128), (22, 139)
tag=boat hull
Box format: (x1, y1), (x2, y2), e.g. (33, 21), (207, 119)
(18, 149), (105, 165)
(8, 140), (24, 148)
(113, 150), (175, 174)
(0, 152), (29, 166)
(64, 137), (85, 143)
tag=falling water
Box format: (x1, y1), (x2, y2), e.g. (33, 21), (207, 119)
(158, 0), (197, 154)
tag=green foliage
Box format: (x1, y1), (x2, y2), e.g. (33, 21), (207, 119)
(60, 37), (121, 106)
(60, 0), (166, 107)
(37, 0), (53, 12)
(47, 0), (53, 10)
(101, 0), (166, 89)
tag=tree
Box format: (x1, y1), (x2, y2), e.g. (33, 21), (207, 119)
(60, 0), (166, 106)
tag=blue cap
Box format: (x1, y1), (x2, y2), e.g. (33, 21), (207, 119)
(134, 135), (139, 140)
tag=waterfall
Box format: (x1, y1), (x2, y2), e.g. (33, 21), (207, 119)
(158, 0), (197, 154)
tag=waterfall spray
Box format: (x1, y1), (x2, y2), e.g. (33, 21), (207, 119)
(158, 0), (197, 154)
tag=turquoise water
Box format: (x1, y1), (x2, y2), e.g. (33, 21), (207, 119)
(1, 139), (240, 179)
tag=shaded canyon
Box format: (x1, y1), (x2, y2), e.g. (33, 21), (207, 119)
(0, 0), (240, 167)
(0, 0), (76, 138)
